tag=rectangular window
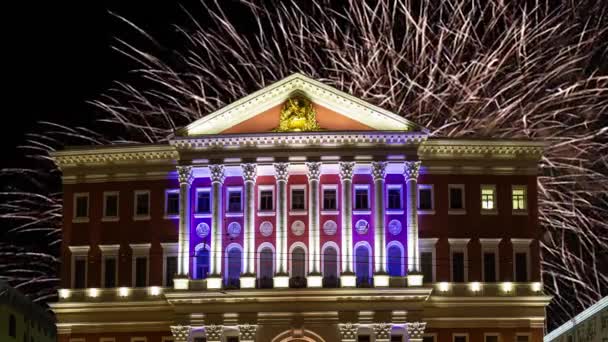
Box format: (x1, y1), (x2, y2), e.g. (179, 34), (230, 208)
(481, 185), (496, 210)
(291, 188), (306, 210)
(104, 258), (117, 288)
(226, 338), (239, 342)
(193, 338), (206, 342)
(418, 185), (433, 210)
(74, 194), (89, 219)
(227, 189), (242, 212)
(515, 252), (528, 282)
(103, 192), (119, 218)
(165, 190), (179, 216)
(454, 336), (468, 342)
(391, 336), (403, 342)
(452, 252), (465, 282)
(196, 189), (211, 214)
(516, 336), (529, 342)
(135, 257), (147, 287)
(166, 256), (178, 287)
(512, 186), (527, 211)
(323, 188), (337, 210)
(260, 189), (274, 211)
(423, 337), (435, 342)
(483, 252), (497, 282)
(387, 187), (402, 210)
(74, 257), (86, 289)
(354, 187), (369, 210)
(485, 335), (499, 342)
(449, 185), (465, 210)
(421, 251), (433, 282)
(134, 191), (150, 217)
(358, 336), (371, 342)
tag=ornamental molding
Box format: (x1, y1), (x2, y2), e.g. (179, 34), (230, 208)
(373, 323), (392, 340)
(371, 161), (387, 181)
(170, 325), (191, 341)
(238, 323), (257, 341)
(306, 162), (322, 181)
(274, 163), (290, 181)
(177, 165), (193, 185)
(51, 145), (178, 167)
(419, 139), (546, 160)
(339, 162), (356, 181)
(338, 322), (359, 341)
(406, 322), (427, 340)
(241, 163), (257, 182)
(404, 161), (421, 181)
(205, 324), (224, 341)
(209, 164), (226, 184)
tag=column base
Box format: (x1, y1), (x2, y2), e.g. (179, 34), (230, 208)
(407, 273), (424, 287)
(374, 273), (390, 287)
(240, 274), (257, 289)
(273, 274), (290, 288)
(307, 274), (323, 288)
(173, 276), (189, 290)
(207, 275), (223, 289)
(340, 273), (356, 288)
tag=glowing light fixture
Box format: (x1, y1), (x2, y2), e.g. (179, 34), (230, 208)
(87, 288), (99, 298)
(58, 289), (70, 299)
(118, 287), (130, 297)
(469, 282), (481, 292)
(149, 286), (161, 296)
(531, 282), (542, 292)
(438, 282), (450, 292)
(501, 282), (514, 293)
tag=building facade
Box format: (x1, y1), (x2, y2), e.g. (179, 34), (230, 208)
(51, 74), (550, 342)
(544, 297), (607, 342)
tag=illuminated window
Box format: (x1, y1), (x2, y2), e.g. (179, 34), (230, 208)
(448, 185), (465, 210)
(196, 189), (211, 214)
(387, 186), (402, 210)
(227, 188), (242, 212)
(512, 186), (527, 211)
(354, 187), (369, 210)
(165, 190), (179, 216)
(323, 187), (337, 210)
(74, 193), (89, 219)
(481, 185), (496, 210)
(134, 190), (150, 217)
(103, 191), (119, 218)
(260, 189), (274, 211)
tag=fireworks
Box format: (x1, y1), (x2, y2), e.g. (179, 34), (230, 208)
(1, 0), (606, 328)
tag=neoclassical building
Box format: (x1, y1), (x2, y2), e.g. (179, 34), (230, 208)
(51, 74), (550, 342)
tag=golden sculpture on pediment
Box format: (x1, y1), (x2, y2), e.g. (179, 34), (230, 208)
(274, 95), (321, 132)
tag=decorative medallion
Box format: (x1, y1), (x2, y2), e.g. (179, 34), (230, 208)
(323, 220), (338, 236)
(291, 220), (305, 236)
(355, 219), (369, 235)
(196, 222), (210, 238)
(274, 95), (321, 132)
(260, 221), (273, 237)
(227, 222), (241, 237)
(388, 219), (402, 236)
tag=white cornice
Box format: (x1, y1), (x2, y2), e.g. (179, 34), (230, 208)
(51, 144), (177, 168)
(420, 139), (546, 161)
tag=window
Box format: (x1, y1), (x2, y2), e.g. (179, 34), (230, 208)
(103, 192), (119, 218)
(354, 187), (369, 210)
(196, 189), (211, 214)
(135, 257), (148, 287)
(259, 189), (273, 211)
(485, 335), (499, 342)
(166, 256), (178, 287)
(193, 338), (206, 342)
(418, 185), (434, 211)
(9, 314), (16, 337)
(421, 252), (433, 282)
(194, 246), (210, 280)
(291, 187), (306, 211)
(74, 257), (86, 289)
(165, 190), (179, 216)
(448, 185), (465, 210)
(387, 186), (402, 210)
(134, 191), (150, 217)
(226, 337), (239, 342)
(291, 246), (306, 279)
(104, 257), (117, 288)
(452, 252), (465, 282)
(387, 244), (403, 276)
(322, 187), (337, 210)
(516, 335), (529, 342)
(453, 335), (468, 342)
(74, 193), (89, 219)
(512, 186), (527, 211)
(481, 185), (496, 210)
(225, 246), (242, 288)
(355, 244), (371, 287)
(391, 336), (403, 342)
(515, 252), (528, 282)
(358, 336), (371, 342)
(227, 189), (242, 212)
(483, 252), (497, 282)
(423, 337), (435, 342)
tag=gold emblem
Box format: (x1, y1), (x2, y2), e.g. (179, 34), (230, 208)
(274, 95), (321, 132)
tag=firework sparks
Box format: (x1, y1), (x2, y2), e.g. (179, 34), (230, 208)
(1, 0), (606, 328)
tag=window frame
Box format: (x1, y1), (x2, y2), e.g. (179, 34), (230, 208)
(420, 238), (438, 283)
(448, 184), (466, 214)
(452, 333), (469, 342)
(386, 184), (403, 213)
(73, 192), (90, 223)
(164, 189), (180, 219)
(481, 184), (498, 214)
(353, 184), (371, 213)
(448, 239), (470, 282)
(99, 244), (120, 288)
(226, 186), (244, 215)
(511, 185), (528, 214)
(321, 184), (339, 214)
(194, 187), (212, 217)
(130, 243), (151, 287)
(417, 184), (435, 214)
(133, 190), (151, 220)
(512, 239), (532, 282)
(484, 333), (501, 342)
(69, 245), (90, 289)
(102, 191), (119, 222)
(480, 239), (501, 282)
(257, 185), (275, 213)
(161, 242), (179, 287)
(289, 184), (307, 214)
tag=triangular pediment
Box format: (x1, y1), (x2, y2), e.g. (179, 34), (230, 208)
(180, 73), (426, 136)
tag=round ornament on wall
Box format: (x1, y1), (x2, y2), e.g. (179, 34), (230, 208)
(196, 222), (210, 238)
(260, 221), (273, 237)
(291, 220), (305, 236)
(323, 220), (338, 236)
(355, 219), (369, 235)
(388, 219), (402, 236)
(227, 222), (241, 237)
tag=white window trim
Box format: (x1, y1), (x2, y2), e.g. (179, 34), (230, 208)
(194, 187), (212, 217)
(512, 239), (532, 282)
(353, 240), (373, 278)
(102, 191), (119, 222)
(448, 238), (470, 282)
(99, 244), (120, 288)
(320, 241), (341, 277)
(131, 338), (147, 342)
(448, 184), (466, 214)
(420, 238), (438, 283)
(289, 184), (307, 214)
(224, 243), (244, 279)
(386, 240), (405, 276)
(480, 239), (501, 282)
(164, 189), (180, 219)
(321, 184), (339, 212)
(453, 333), (470, 342)
(481, 184), (498, 215)
(69, 246), (90, 289)
(417, 184), (435, 215)
(257, 242), (276, 279)
(484, 333), (501, 342)
(257, 184), (275, 213)
(512, 185), (528, 215)
(353, 184), (371, 211)
(226, 186), (244, 214)
(161, 242), (178, 287)
(100, 338), (117, 342)
(130, 243), (151, 287)
(386, 184), (403, 210)
(133, 190), (151, 220)
(288, 242), (308, 277)
(72, 192), (90, 223)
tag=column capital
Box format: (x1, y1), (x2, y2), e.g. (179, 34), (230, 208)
(338, 322), (359, 342)
(170, 325), (191, 342)
(177, 165), (194, 185)
(209, 164), (226, 184)
(238, 323), (258, 342)
(241, 163), (257, 183)
(306, 161), (322, 181)
(274, 162), (290, 182)
(371, 161), (387, 181)
(205, 324), (224, 342)
(373, 323), (392, 341)
(404, 161), (421, 182)
(339, 161), (356, 181)
(406, 321), (427, 340)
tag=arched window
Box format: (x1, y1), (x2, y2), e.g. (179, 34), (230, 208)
(355, 244), (371, 287)
(291, 246), (306, 279)
(194, 244), (210, 280)
(9, 314), (16, 337)
(225, 245), (242, 288)
(258, 246), (274, 288)
(387, 244), (403, 276)
(322, 245), (339, 288)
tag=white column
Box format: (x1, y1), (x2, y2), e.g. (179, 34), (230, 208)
(170, 325), (191, 342)
(404, 161), (422, 286)
(241, 163), (257, 289)
(338, 322), (359, 342)
(176, 166), (193, 290)
(372, 161), (389, 287)
(339, 161), (356, 287)
(406, 322), (427, 342)
(238, 324), (258, 342)
(306, 162), (322, 287)
(373, 323), (392, 342)
(208, 164), (225, 289)
(205, 324), (224, 342)
(273, 162), (290, 288)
